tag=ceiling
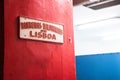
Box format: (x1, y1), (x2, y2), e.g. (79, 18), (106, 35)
(73, 0), (88, 5)
(73, 0), (120, 10)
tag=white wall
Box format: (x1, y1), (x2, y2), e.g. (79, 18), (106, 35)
(73, 5), (120, 56)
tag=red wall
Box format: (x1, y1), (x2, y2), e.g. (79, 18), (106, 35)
(4, 0), (76, 80)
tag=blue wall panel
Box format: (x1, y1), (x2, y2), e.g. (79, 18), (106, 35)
(76, 52), (120, 80)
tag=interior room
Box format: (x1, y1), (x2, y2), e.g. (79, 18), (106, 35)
(73, 0), (120, 80)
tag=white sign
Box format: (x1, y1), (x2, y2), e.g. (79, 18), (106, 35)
(19, 16), (64, 43)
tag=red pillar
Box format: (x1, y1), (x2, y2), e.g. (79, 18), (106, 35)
(4, 0), (76, 80)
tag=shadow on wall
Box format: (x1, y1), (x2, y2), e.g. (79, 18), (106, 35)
(0, 0), (4, 80)
(76, 52), (120, 80)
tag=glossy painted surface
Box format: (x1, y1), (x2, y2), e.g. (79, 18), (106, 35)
(4, 0), (76, 80)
